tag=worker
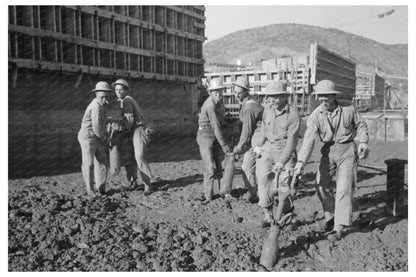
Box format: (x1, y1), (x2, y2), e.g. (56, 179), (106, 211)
(112, 79), (155, 195)
(255, 80), (301, 227)
(78, 81), (111, 196)
(222, 76), (263, 202)
(197, 78), (232, 203)
(294, 80), (369, 241)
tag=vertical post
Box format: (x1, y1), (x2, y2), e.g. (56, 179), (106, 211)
(95, 13), (100, 68)
(78, 10), (83, 65)
(112, 19), (116, 70)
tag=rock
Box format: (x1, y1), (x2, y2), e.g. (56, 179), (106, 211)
(76, 242), (89, 249)
(152, 261), (163, 271)
(136, 261), (146, 271)
(183, 241), (192, 252)
(191, 247), (213, 271)
(132, 224), (146, 234)
(132, 242), (149, 254)
(194, 235), (204, 245)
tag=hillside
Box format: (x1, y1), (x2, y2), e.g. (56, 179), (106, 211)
(203, 23), (408, 77)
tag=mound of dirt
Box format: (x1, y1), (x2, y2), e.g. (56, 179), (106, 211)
(8, 139), (408, 271)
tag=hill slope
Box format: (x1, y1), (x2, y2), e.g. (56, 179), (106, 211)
(203, 23), (407, 77)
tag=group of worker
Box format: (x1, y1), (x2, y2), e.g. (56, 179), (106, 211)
(78, 79), (155, 197)
(79, 76), (369, 241)
(197, 77), (369, 241)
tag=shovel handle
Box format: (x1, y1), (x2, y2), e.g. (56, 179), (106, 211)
(290, 171), (301, 197)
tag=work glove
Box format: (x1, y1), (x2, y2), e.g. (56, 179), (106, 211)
(358, 143), (369, 160)
(272, 162), (284, 173)
(253, 146), (263, 158)
(294, 161), (304, 175)
(145, 127), (154, 135)
(233, 145), (243, 155)
(222, 144), (232, 155)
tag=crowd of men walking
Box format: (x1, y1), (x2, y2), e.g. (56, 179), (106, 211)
(79, 76), (369, 241)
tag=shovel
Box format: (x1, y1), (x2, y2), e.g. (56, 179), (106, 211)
(260, 168), (295, 270)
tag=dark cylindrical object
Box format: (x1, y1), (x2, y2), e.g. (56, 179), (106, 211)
(260, 225), (281, 269)
(221, 155), (235, 194)
(384, 159), (407, 216)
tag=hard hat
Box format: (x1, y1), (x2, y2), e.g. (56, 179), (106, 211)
(232, 76), (250, 91)
(92, 81), (112, 93)
(312, 80), (341, 95)
(112, 79), (129, 89)
(263, 80), (289, 95)
(207, 78), (226, 91)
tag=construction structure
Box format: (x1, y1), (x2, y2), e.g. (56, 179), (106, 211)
(8, 5), (206, 177)
(355, 72), (386, 112)
(205, 43), (356, 116)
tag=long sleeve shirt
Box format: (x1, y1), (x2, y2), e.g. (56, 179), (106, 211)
(118, 95), (146, 131)
(236, 96), (264, 151)
(198, 96), (227, 146)
(298, 104), (369, 163)
(258, 103), (301, 165)
(80, 98), (108, 141)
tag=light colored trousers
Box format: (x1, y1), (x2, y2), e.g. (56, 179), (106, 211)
(256, 141), (296, 209)
(78, 130), (109, 193)
(196, 129), (224, 199)
(316, 142), (357, 226)
(241, 148), (257, 194)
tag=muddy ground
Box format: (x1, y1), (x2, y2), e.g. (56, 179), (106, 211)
(8, 138), (408, 271)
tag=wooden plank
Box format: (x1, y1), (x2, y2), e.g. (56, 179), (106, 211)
(317, 57), (355, 74)
(9, 24), (204, 65)
(315, 66), (356, 82)
(165, 5), (206, 21)
(9, 58), (198, 83)
(64, 6), (205, 42)
(317, 44), (355, 65)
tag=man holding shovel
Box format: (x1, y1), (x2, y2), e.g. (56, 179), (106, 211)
(255, 80), (301, 227)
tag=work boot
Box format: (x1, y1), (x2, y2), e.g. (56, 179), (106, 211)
(143, 184), (152, 196)
(327, 224), (344, 241)
(222, 193), (233, 202)
(86, 188), (96, 197)
(242, 190), (258, 203)
(324, 217), (335, 233)
(260, 207), (274, 228)
(201, 195), (213, 205)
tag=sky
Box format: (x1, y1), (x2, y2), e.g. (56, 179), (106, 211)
(205, 5), (408, 45)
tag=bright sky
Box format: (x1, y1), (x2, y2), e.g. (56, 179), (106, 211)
(205, 5), (408, 45)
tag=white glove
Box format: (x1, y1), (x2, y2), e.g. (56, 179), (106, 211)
(358, 143), (369, 160)
(233, 145), (242, 155)
(253, 146), (262, 158)
(272, 162), (284, 173)
(294, 161), (304, 175)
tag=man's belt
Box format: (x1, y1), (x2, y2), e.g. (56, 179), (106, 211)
(198, 125), (212, 130)
(324, 140), (354, 145)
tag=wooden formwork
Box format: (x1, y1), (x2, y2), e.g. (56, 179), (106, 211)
(8, 5), (206, 83)
(355, 72), (386, 111)
(8, 5), (206, 178)
(309, 43), (356, 110)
